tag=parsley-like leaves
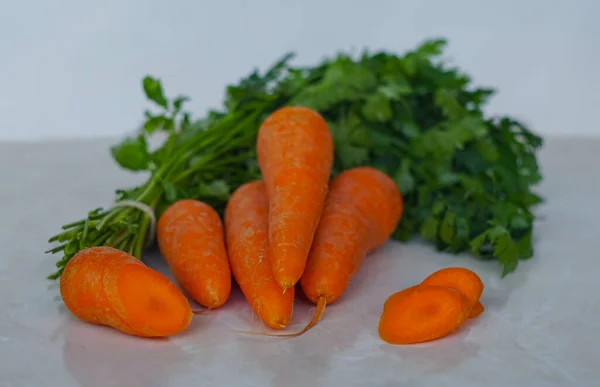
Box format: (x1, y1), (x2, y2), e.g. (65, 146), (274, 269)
(47, 38), (543, 279)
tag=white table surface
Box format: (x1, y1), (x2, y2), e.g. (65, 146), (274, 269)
(0, 136), (598, 387)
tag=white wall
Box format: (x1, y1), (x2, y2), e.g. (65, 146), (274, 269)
(1, 0), (598, 141)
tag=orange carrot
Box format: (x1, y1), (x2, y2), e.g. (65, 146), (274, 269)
(224, 180), (295, 329)
(257, 167), (400, 337)
(60, 246), (192, 337)
(383, 285), (418, 312)
(469, 301), (485, 319)
(378, 286), (470, 345)
(420, 267), (484, 309)
(257, 106), (334, 289)
(157, 199), (231, 308)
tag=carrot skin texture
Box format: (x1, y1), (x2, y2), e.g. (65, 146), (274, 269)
(300, 167), (403, 305)
(224, 181), (295, 329)
(379, 286), (470, 345)
(60, 246), (192, 337)
(157, 199), (231, 308)
(257, 106), (334, 289)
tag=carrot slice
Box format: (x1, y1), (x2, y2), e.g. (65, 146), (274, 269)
(60, 246), (192, 337)
(378, 286), (470, 345)
(383, 285), (418, 312)
(420, 267), (484, 308)
(468, 300), (484, 319)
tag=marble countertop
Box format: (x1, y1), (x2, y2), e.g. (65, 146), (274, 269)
(0, 136), (597, 387)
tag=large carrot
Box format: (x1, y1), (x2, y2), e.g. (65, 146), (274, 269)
(379, 286), (470, 344)
(60, 246), (192, 337)
(257, 106), (334, 289)
(157, 199), (231, 308)
(224, 180), (295, 329)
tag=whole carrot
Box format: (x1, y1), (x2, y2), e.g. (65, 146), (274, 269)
(224, 180), (295, 329)
(257, 106), (334, 289)
(60, 246), (192, 337)
(297, 167), (403, 332)
(157, 199), (231, 308)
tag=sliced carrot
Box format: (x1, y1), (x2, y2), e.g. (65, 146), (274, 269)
(383, 285), (418, 312)
(378, 286), (470, 345)
(157, 199), (231, 309)
(257, 106), (334, 289)
(469, 300), (484, 319)
(60, 246), (192, 337)
(420, 267), (484, 309)
(224, 180), (295, 329)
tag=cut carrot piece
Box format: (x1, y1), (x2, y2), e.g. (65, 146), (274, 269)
(383, 285), (418, 312)
(420, 267), (483, 308)
(468, 300), (484, 319)
(378, 286), (470, 345)
(60, 246), (192, 337)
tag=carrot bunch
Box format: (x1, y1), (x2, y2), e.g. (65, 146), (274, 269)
(379, 267), (485, 345)
(58, 105), (486, 343)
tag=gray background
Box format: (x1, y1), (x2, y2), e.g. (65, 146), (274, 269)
(1, 0), (598, 140)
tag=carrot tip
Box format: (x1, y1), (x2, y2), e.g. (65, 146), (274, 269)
(233, 297), (327, 338)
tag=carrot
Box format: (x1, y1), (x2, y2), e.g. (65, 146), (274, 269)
(420, 267), (484, 309)
(245, 167), (401, 337)
(60, 246), (192, 337)
(157, 199), (231, 308)
(378, 286), (470, 345)
(383, 285), (418, 312)
(469, 300), (485, 319)
(224, 180), (295, 329)
(257, 106), (334, 289)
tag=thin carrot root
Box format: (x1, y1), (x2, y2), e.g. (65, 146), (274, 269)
(233, 297), (327, 338)
(378, 286), (470, 345)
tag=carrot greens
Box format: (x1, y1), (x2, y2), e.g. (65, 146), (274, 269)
(46, 38), (543, 278)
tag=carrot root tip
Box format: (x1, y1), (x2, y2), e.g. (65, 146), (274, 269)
(233, 297), (327, 338)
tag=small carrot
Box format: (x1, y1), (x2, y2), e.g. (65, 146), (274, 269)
(224, 180), (295, 329)
(378, 286), (470, 345)
(157, 199), (231, 308)
(60, 246), (192, 337)
(257, 106), (334, 289)
(420, 267), (484, 310)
